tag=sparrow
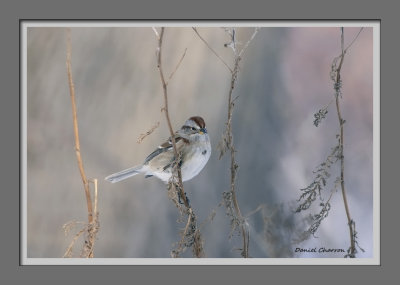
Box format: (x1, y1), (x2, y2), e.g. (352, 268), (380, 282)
(105, 116), (211, 183)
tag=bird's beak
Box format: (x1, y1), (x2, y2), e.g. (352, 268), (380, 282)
(199, 128), (207, 134)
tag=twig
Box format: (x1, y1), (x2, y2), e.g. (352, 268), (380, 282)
(66, 28), (93, 224)
(168, 48), (187, 83)
(65, 28), (99, 258)
(63, 227), (86, 258)
(156, 27), (204, 258)
(244, 204), (266, 219)
(308, 188), (335, 237)
(152, 27), (160, 40)
(192, 27), (233, 73)
(218, 28), (259, 258)
(334, 27), (356, 257)
(238, 27), (260, 57)
(344, 28), (364, 53)
(172, 210), (192, 257)
(86, 178), (99, 258)
(63, 220), (85, 235)
(92, 178), (98, 216)
(228, 59), (249, 257)
(198, 209), (217, 231)
(137, 121), (160, 143)
(312, 29), (362, 128)
(156, 27), (188, 207)
(296, 27), (363, 257)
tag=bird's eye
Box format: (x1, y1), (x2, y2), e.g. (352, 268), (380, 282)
(191, 127), (196, 131)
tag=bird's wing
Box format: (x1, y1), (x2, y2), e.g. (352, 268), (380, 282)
(143, 133), (189, 165)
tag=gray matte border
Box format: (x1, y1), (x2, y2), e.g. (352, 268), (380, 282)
(20, 20), (379, 266)
(1, 0), (397, 284)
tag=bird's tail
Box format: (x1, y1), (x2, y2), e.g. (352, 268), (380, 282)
(105, 165), (143, 183)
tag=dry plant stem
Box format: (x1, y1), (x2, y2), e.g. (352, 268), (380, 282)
(223, 28), (258, 257)
(137, 121), (160, 143)
(66, 29), (93, 224)
(173, 211), (193, 256)
(92, 178), (98, 215)
(168, 48), (187, 82)
(192, 27), (233, 73)
(156, 27), (204, 257)
(227, 59), (249, 258)
(222, 28), (260, 258)
(63, 227), (86, 258)
(335, 28), (356, 257)
(156, 28), (189, 208)
(192, 28), (258, 257)
(86, 178), (99, 258)
(65, 29), (99, 258)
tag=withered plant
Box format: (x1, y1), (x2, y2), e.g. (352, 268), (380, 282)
(295, 27), (365, 258)
(63, 28), (100, 258)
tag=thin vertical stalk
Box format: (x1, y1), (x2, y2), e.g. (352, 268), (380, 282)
(335, 27), (356, 257)
(66, 28), (93, 224)
(156, 27), (188, 208)
(64, 29), (100, 258)
(227, 59), (249, 258)
(156, 27), (203, 257)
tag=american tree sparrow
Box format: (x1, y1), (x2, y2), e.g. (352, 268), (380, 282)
(105, 116), (211, 183)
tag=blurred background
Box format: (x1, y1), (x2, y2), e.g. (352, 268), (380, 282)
(26, 26), (374, 258)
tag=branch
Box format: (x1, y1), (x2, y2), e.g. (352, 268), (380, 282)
(85, 178), (99, 258)
(66, 28), (93, 224)
(227, 59), (248, 257)
(155, 27), (204, 258)
(156, 27), (188, 208)
(168, 48), (187, 83)
(238, 27), (260, 57)
(334, 27), (357, 258)
(65, 28), (99, 258)
(152, 27), (160, 40)
(192, 27), (233, 73)
(63, 226), (86, 258)
(296, 27), (364, 258)
(344, 27), (364, 54)
(137, 121), (160, 144)
(218, 28), (259, 258)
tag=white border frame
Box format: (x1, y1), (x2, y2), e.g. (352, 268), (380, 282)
(21, 20), (380, 265)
